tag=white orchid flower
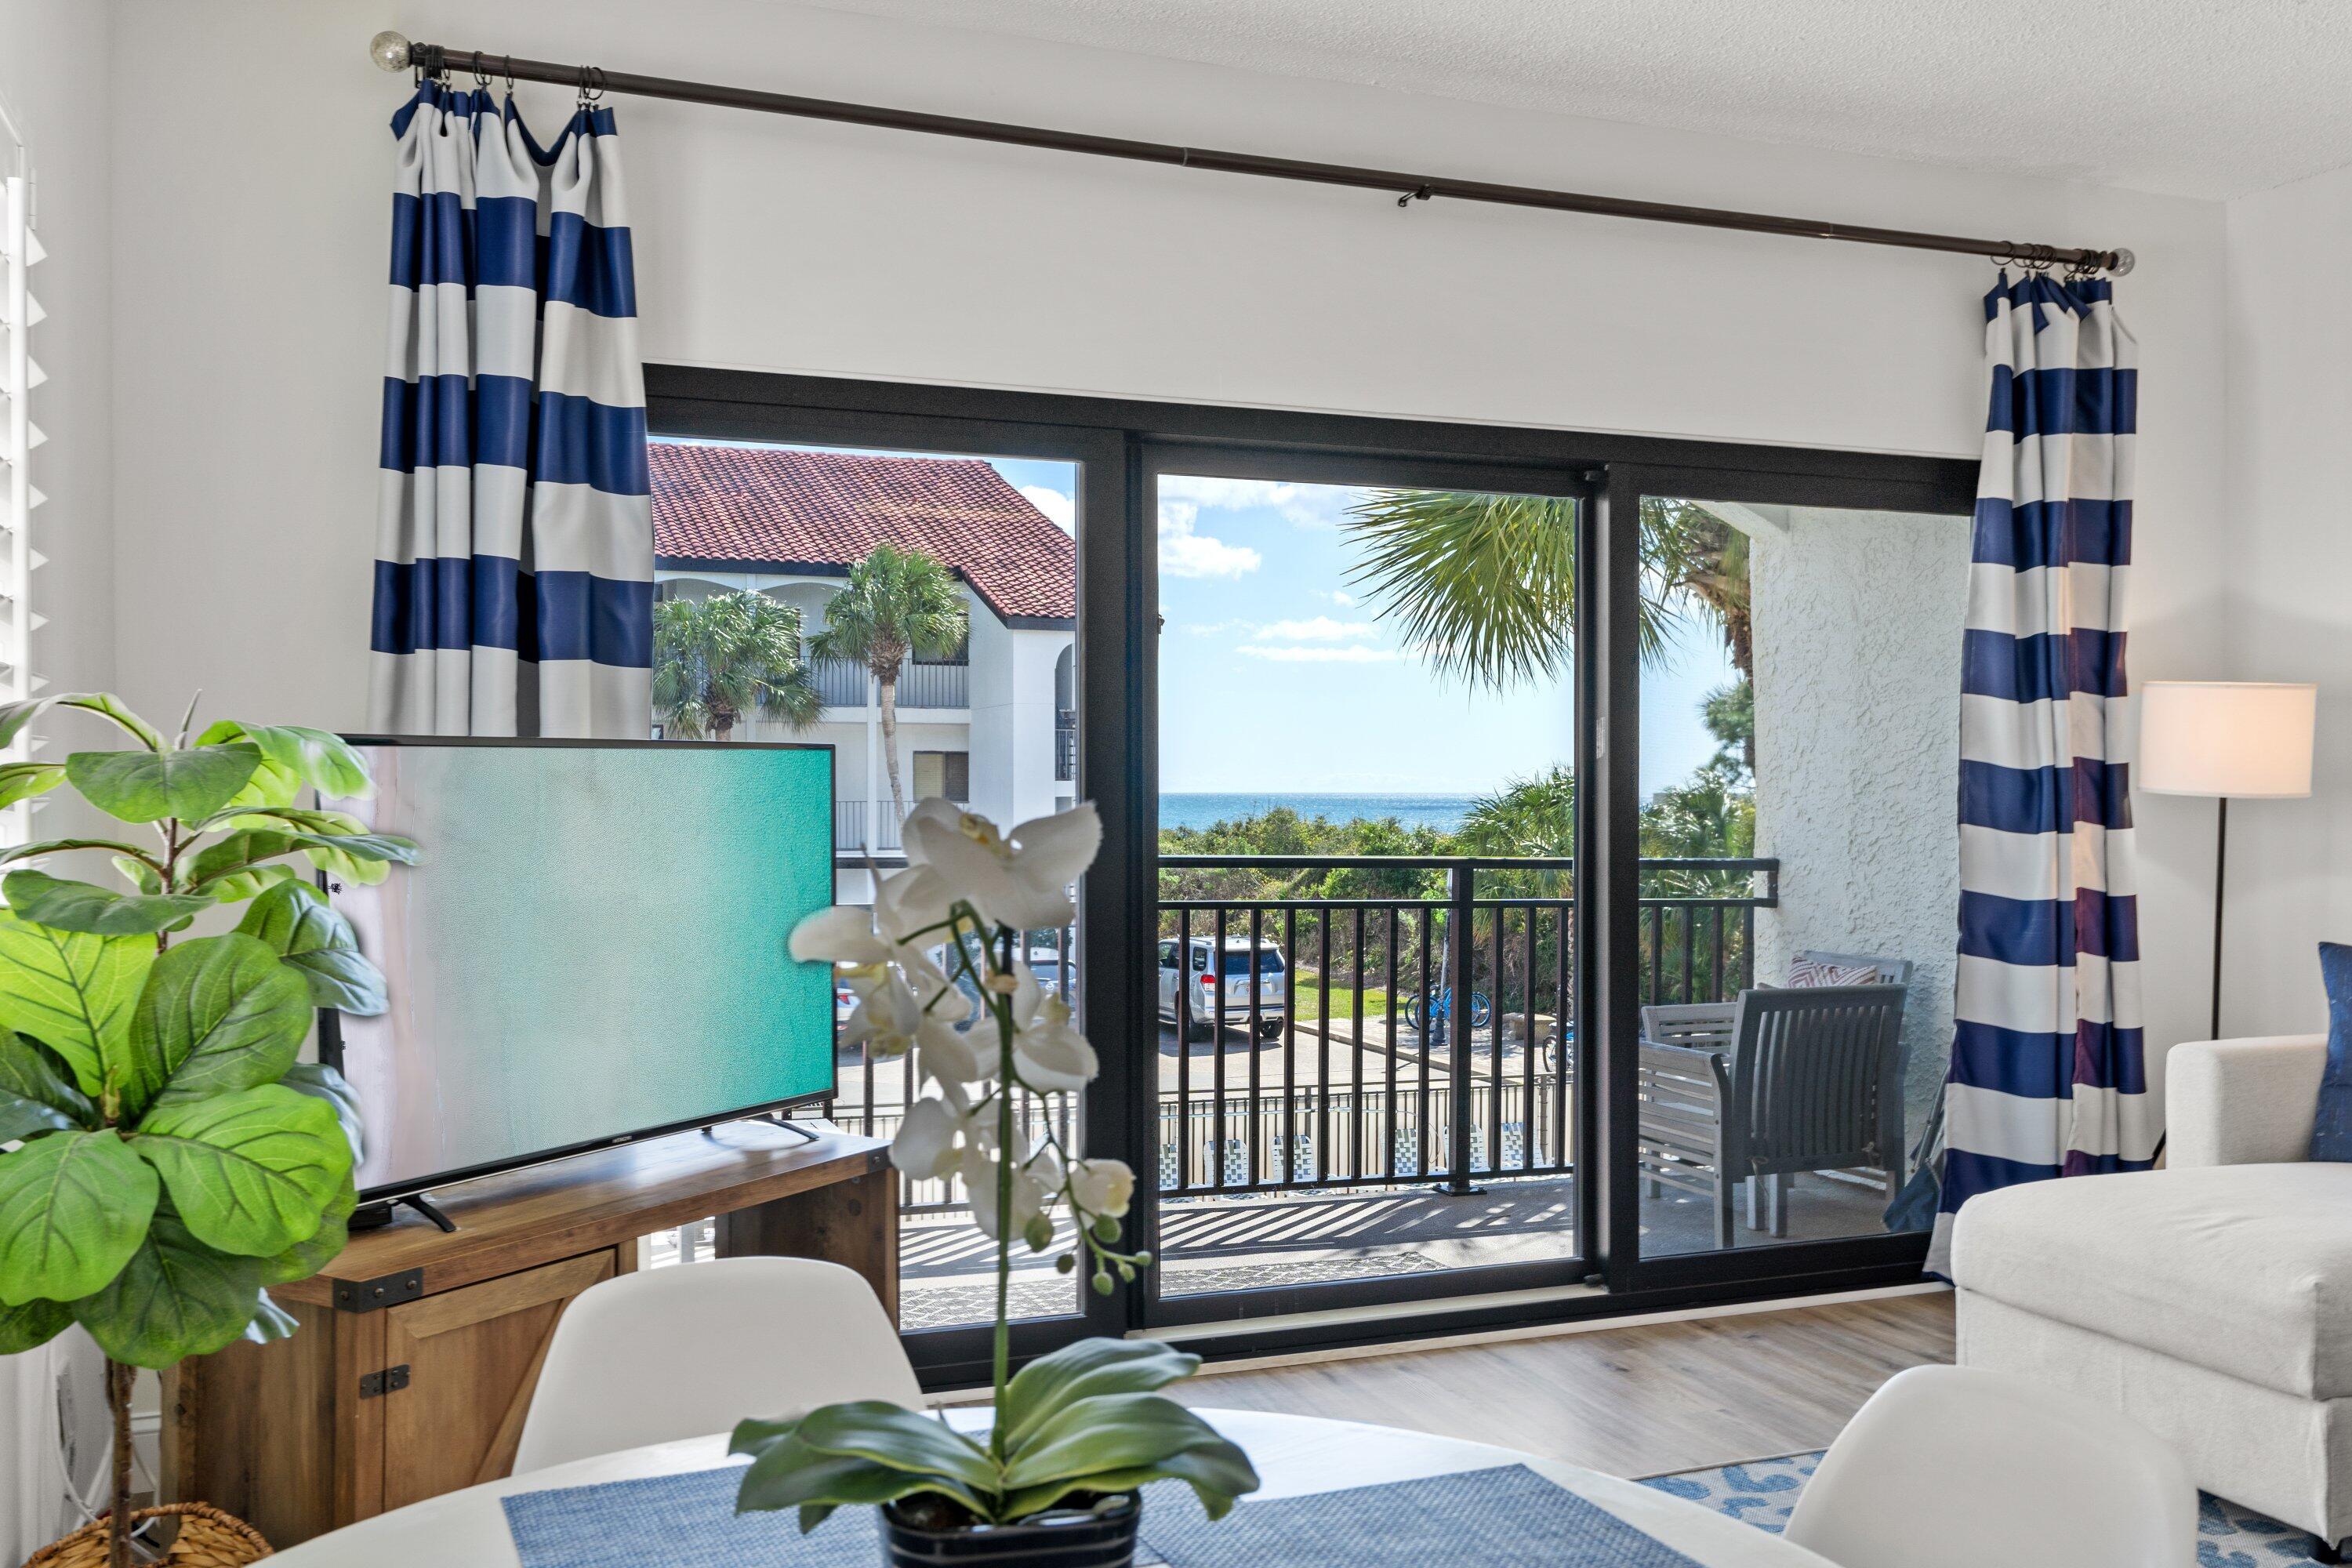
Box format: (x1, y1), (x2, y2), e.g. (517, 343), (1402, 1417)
(1068, 1157), (1135, 1219)
(963, 1139), (1058, 1242)
(891, 1098), (965, 1181)
(918, 1014), (1000, 1086)
(902, 800), (1101, 931)
(1012, 994), (1098, 1092)
(789, 903), (891, 966)
(839, 964), (923, 1058)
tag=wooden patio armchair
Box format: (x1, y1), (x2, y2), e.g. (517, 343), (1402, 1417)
(1637, 983), (1908, 1249)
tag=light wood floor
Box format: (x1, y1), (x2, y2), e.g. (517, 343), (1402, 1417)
(1171, 1289), (1955, 1479)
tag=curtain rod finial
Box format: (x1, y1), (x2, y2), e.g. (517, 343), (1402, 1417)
(2109, 248), (2136, 277)
(369, 31), (413, 72)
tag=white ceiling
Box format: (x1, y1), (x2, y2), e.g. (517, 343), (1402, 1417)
(812, 0), (2352, 200)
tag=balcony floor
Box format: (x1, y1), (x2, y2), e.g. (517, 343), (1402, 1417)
(897, 1168), (1899, 1331)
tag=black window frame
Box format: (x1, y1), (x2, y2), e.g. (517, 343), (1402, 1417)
(646, 365), (1976, 1381)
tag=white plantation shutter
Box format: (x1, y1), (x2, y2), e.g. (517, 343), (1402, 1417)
(0, 165), (45, 848)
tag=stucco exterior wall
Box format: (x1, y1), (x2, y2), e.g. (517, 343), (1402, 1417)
(1740, 504), (1973, 1144)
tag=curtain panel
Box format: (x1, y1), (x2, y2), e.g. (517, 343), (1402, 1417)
(368, 80), (653, 739)
(1929, 271), (2151, 1276)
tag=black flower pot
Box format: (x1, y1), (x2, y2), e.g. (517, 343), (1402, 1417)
(880, 1493), (1141, 1568)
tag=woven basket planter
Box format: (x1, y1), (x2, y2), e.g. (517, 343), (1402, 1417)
(24, 1504), (271, 1568)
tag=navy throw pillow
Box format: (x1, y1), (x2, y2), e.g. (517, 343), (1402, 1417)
(2312, 942), (2352, 1161)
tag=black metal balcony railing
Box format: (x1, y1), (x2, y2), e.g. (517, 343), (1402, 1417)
(820, 855), (1777, 1216)
(833, 800), (903, 854)
(811, 656), (970, 710)
(1054, 710), (1076, 783)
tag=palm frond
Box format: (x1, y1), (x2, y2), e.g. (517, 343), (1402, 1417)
(651, 590), (822, 736)
(810, 544), (968, 678)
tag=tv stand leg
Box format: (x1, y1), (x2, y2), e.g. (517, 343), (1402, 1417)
(706, 1112), (822, 1145)
(400, 1192), (458, 1232)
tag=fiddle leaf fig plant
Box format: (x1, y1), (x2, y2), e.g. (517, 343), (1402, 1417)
(0, 693), (416, 1568)
(734, 800), (1259, 1538)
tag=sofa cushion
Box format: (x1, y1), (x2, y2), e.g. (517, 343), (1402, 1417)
(1951, 1163), (2352, 1399)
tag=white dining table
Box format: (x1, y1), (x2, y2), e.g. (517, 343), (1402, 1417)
(270, 1406), (1835, 1566)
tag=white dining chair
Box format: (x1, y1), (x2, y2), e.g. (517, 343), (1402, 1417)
(1781, 1364), (2197, 1568)
(511, 1255), (923, 1474)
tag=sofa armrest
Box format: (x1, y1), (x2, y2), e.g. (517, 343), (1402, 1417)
(2165, 1034), (2328, 1167)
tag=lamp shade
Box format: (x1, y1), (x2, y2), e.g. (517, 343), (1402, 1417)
(2137, 681), (2317, 798)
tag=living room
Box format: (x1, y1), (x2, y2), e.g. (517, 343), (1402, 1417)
(1, 2), (2348, 1566)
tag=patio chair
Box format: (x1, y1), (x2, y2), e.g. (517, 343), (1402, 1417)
(1793, 948), (1914, 986)
(1638, 983), (1907, 1248)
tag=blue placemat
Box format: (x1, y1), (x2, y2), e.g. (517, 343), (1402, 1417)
(503, 1462), (880, 1568)
(503, 1461), (1704, 1568)
(1140, 1465), (1708, 1568)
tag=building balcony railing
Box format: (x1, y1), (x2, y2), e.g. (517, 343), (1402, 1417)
(811, 657), (969, 711)
(821, 855), (1779, 1211)
(1054, 710), (1076, 782)
(833, 799), (903, 855)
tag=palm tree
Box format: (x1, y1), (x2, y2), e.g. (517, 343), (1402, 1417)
(811, 544), (967, 829)
(651, 590), (821, 741)
(1339, 492), (1752, 689)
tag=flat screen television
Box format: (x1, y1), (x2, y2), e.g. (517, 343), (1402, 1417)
(321, 737), (838, 1202)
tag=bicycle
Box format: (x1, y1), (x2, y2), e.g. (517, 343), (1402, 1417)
(1400, 987), (1491, 1034)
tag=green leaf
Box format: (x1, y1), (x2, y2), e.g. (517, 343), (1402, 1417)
(0, 1294), (70, 1353)
(732, 1429), (993, 1529)
(999, 1338), (1203, 1451)
(187, 829), (298, 891)
(0, 838), (160, 874)
(2, 870), (212, 938)
(789, 1402), (999, 1491)
(0, 694), (165, 753)
(260, 1176), (354, 1285)
(67, 745), (264, 826)
(235, 727), (374, 802)
(131, 1084), (350, 1258)
(112, 855), (164, 896)
(201, 862), (300, 907)
(0, 763), (66, 813)
(238, 884), (384, 1014)
(198, 723), (306, 813)
(245, 1289), (300, 1344)
(0, 1129), (157, 1305)
(277, 1062), (364, 1167)
(0, 913), (153, 1097)
(132, 934), (313, 1117)
(0, 1033), (93, 1140)
(71, 1209), (263, 1368)
(1000, 1394), (1254, 1494)
(999, 1443), (1260, 1523)
(728, 1414), (805, 1455)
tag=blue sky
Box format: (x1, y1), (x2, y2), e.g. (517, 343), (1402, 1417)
(987, 459), (1737, 800)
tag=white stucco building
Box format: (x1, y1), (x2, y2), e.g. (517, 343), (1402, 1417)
(649, 441), (1077, 906)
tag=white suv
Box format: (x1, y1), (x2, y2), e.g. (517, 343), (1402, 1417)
(1157, 935), (1288, 1040)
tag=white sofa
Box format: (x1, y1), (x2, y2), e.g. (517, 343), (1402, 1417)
(1952, 1034), (2352, 1559)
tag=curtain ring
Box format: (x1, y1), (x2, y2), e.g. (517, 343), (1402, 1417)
(577, 64), (607, 108)
(472, 52), (494, 93)
(503, 55), (517, 92)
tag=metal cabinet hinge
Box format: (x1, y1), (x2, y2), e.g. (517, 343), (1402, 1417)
(358, 1364), (411, 1399)
(332, 1269), (425, 1313)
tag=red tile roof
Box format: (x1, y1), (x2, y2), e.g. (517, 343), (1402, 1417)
(650, 442), (1076, 623)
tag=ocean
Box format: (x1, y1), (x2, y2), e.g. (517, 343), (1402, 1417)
(1160, 793), (1479, 833)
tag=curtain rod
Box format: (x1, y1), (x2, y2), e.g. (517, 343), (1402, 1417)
(370, 32), (2132, 276)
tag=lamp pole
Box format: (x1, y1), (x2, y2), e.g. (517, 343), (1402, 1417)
(2209, 797), (2227, 1041)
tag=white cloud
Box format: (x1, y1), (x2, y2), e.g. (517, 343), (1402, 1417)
(1236, 644), (1401, 663)
(1157, 499), (1261, 579)
(1020, 485), (1076, 534)
(1250, 616), (1377, 644)
(1157, 474), (1361, 530)
(1323, 590), (1357, 607)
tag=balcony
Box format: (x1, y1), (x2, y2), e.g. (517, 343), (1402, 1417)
(833, 799), (903, 855)
(811, 656), (968, 711)
(1054, 709), (1076, 782)
(809, 854), (1908, 1330)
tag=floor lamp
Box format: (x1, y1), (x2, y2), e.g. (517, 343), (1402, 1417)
(2137, 681), (2318, 1040)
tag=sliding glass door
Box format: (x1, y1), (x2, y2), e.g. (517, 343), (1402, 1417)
(1138, 445), (1595, 1328)
(646, 369), (1973, 1376)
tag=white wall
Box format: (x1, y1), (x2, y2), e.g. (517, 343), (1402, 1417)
(2215, 161), (2352, 1038)
(1745, 506), (1973, 1134)
(100, 0), (2233, 1058)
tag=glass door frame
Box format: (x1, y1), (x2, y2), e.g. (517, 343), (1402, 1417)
(645, 366), (1978, 1377)
(1134, 440), (1599, 1330)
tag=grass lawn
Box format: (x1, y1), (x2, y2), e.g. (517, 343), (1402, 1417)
(1289, 982), (1399, 1022)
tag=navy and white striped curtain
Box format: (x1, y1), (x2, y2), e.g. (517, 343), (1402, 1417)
(368, 80), (652, 738)
(1929, 271), (2151, 1275)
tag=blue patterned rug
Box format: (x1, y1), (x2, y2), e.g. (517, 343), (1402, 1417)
(1637, 1451), (2336, 1566)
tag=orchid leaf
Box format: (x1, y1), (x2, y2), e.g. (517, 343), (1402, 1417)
(999, 1338), (1202, 1450)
